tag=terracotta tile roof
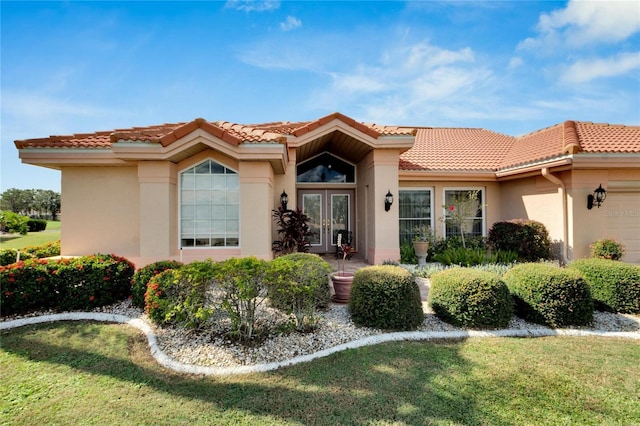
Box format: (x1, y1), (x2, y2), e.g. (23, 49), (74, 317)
(400, 128), (516, 171)
(574, 121), (640, 153)
(14, 115), (640, 172)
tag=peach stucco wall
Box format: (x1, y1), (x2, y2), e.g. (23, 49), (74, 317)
(61, 166), (140, 258)
(239, 161), (274, 260)
(499, 169), (640, 263)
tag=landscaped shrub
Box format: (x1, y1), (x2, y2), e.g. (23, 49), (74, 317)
(488, 220), (552, 262)
(0, 249), (34, 266)
(26, 219), (47, 232)
(502, 263), (593, 327)
(209, 257), (270, 342)
(0, 210), (29, 235)
(429, 268), (513, 328)
(433, 247), (518, 266)
(22, 240), (61, 258)
(400, 240), (418, 264)
(144, 260), (214, 328)
(1, 254), (135, 316)
(266, 253), (331, 331)
(132, 260), (183, 308)
(349, 265), (423, 330)
(589, 238), (625, 261)
(569, 258), (640, 314)
(0, 241), (62, 266)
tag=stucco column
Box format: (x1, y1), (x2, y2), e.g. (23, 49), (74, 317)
(369, 150), (401, 264)
(138, 161), (177, 260)
(239, 162), (274, 260)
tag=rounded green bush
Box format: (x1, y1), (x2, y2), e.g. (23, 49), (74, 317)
(131, 260), (183, 308)
(144, 260), (214, 328)
(349, 265), (423, 330)
(569, 258), (640, 314)
(488, 220), (552, 262)
(270, 253), (332, 309)
(502, 263), (593, 327)
(589, 238), (625, 261)
(428, 268), (513, 329)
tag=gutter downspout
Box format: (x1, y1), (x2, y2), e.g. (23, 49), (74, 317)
(541, 168), (568, 264)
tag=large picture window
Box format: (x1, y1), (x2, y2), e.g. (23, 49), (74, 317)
(443, 188), (484, 240)
(180, 159), (239, 248)
(399, 189), (433, 243)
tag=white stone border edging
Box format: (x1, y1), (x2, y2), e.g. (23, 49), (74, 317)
(2, 313), (639, 376)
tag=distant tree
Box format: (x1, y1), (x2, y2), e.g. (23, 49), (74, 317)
(0, 188), (30, 214)
(34, 189), (61, 220)
(0, 188), (60, 219)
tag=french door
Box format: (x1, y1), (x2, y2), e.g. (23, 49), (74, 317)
(299, 189), (354, 254)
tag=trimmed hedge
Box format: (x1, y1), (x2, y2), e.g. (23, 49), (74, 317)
(144, 261), (214, 329)
(429, 268), (513, 329)
(349, 265), (423, 330)
(131, 260), (183, 308)
(502, 263), (593, 327)
(1, 254), (135, 316)
(569, 258), (640, 314)
(267, 253), (331, 331)
(0, 241), (61, 266)
(488, 220), (552, 262)
(27, 219), (47, 232)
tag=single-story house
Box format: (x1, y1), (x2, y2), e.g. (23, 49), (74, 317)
(15, 112), (640, 266)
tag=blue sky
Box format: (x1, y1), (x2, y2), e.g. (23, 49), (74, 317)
(2, 0), (639, 192)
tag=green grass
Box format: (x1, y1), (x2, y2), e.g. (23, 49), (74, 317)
(0, 221), (60, 249)
(2, 322), (639, 425)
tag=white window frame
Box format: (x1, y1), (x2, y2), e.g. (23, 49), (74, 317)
(442, 187), (486, 239)
(398, 188), (434, 243)
(178, 159), (240, 249)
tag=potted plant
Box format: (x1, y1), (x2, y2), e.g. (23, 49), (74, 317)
(412, 225), (432, 266)
(331, 240), (354, 303)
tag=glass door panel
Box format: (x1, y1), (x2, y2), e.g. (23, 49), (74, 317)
(331, 194), (349, 246)
(299, 189), (353, 253)
(302, 193), (322, 246)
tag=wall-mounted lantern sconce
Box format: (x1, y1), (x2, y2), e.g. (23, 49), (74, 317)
(587, 184), (607, 210)
(280, 190), (288, 210)
(384, 190), (394, 212)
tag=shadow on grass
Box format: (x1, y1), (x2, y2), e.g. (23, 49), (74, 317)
(1, 322), (484, 425)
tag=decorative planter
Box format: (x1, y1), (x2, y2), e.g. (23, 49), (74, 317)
(413, 241), (430, 266)
(330, 271), (355, 303)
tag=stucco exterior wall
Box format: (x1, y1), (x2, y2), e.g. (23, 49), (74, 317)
(239, 161), (274, 260)
(569, 169), (640, 263)
(367, 150), (401, 264)
(61, 166), (140, 258)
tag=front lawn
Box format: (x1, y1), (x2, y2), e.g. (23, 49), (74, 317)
(1, 322), (638, 425)
(0, 221), (60, 249)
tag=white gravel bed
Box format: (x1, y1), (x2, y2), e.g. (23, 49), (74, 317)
(3, 297), (639, 370)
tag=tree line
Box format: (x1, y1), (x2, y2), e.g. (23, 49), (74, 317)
(0, 188), (61, 220)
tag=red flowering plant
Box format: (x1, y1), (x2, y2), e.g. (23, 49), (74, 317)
(131, 260), (183, 308)
(0, 254), (135, 316)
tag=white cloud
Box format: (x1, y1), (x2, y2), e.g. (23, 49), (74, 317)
(280, 16), (301, 31)
(225, 0), (280, 13)
(310, 41), (494, 124)
(519, 0), (640, 50)
(508, 56), (523, 70)
(560, 51), (640, 84)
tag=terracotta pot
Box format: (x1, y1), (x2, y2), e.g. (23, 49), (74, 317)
(331, 271), (354, 303)
(413, 241), (429, 266)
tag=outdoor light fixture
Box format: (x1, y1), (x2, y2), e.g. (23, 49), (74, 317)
(587, 184), (607, 210)
(280, 190), (288, 210)
(384, 190), (394, 212)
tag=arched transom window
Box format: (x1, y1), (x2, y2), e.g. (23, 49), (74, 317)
(180, 159), (239, 248)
